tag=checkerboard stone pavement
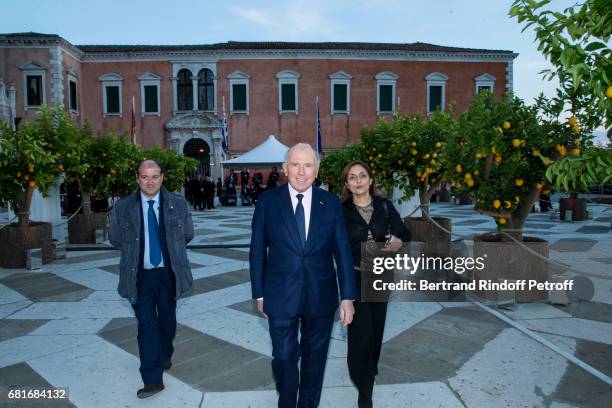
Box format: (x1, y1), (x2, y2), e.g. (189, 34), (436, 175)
(0, 200), (610, 407)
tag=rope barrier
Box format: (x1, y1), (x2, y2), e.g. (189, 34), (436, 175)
(0, 215), (18, 231)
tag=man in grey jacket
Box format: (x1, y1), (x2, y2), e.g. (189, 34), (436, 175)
(109, 159), (194, 399)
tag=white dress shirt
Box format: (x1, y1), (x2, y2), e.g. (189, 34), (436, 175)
(287, 184), (313, 239)
(141, 192), (165, 269)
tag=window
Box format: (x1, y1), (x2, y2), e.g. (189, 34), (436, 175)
(20, 61), (47, 109)
(198, 69), (215, 111)
(105, 86), (120, 113)
(99, 73), (124, 116)
(27, 75), (43, 106)
(177, 69), (193, 111)
(276, 70), (300, 113)
(425, 72), (448, 114)
(139, 72), (161, 115)
(474, 73), (496, 95)
(329, 71), (351, 114)
(375, 71), (398, 114)
(69, 80), (78, 111)
(228, 70), (250, 113)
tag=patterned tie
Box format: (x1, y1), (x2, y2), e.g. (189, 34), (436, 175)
(295, 193), (306, 247)
(147, 200), (162, 267)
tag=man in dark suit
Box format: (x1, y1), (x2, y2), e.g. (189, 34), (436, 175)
(109, 160), (194, 399)
(250, 143), (356, 408)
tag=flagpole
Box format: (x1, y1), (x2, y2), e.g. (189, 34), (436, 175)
(131, 96), (136, 144)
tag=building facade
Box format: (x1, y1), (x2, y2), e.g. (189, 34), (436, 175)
(1, 33), (517, 180)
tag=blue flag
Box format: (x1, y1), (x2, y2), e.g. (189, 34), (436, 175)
(222, 96), (229, 158)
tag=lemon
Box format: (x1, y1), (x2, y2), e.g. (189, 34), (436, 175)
(474, 170), (479, 176)
(607, 86), (612, 99)
(571, 148), (580, 157)
(536, 183), (543, 190)
(512, 139), (521, 148)
(504, 200), (511, 209)
(467, 179), (475, 187)
(503, 121), (511, 130)
(571, 125), (581, 134)
(568, 116), (577, 127)
(28, 180), (37, 188)
(465, 173), (472, 180)
(493, 199), (501, 209)
(498, 217), (507, 225)
(411, 142), (417, 147)
(495, 155), (502, 164)
(411, 149), (417, 156)
(424, 153), (430, 159)
(515, 179), (524, 186)
(435, 142), (442, 148)
(532, 149), (540, 157)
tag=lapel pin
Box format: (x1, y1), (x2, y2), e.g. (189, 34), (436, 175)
(320, 201), (325, 205)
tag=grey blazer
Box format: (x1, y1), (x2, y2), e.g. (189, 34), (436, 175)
(108, 187), (194, 304)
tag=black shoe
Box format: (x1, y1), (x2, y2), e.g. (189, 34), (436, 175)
(164, 360), (172, 370)
(137, 383), (164, 399)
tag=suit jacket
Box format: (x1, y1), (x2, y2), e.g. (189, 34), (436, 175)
(249, 183), (357, 317)
(109, 187), (194, 304)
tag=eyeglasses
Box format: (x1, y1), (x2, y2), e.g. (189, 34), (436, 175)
(347, 173), (369, 183)
(138, 175), (161, 181)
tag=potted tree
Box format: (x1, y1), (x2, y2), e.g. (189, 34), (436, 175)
(449, 93), (567, 302)
(0, 108), (67, 267)
(143, 147), (198, 192)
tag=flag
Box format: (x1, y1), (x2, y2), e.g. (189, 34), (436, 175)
(222, 96), (229, 158)
(130, 96), (136, 144)
(316, 96), (323, 155)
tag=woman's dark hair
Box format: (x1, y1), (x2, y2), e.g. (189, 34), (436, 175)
(341, 160), (375, 203)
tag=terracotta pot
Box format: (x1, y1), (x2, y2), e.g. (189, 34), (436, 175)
(473, 234), (549, 303)
(0, 222), (53, 268)
(68, 212), (109, 244)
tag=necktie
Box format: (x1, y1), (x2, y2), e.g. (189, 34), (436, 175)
(295, 193), (306, 247)
(147, 200), (162, 267)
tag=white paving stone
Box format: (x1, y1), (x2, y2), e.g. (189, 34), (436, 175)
(191, 260), (245, 280)
(29, 318), (111, 336)
(182, 306), (272, 357)
(81, 290), (123, 302)
(186, 251), (236, 266)
(0, 300), (32, 319)
(28, 340), (202, 408)
(0, 283), (28, 304)
(523, 317), (612, 345)
(58, 268), (119, 291)
(321, 357), (352, 387)
(7, 300), (133, 320)
(505, 303), (572, 320)
(176, 282), (252, 319)
(0, 335), (101, 368)
(449, 328), (574, 407)
(203, 382), (463, 407)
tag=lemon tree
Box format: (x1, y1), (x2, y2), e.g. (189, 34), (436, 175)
(0, 108), (70, 225)
(143, 147), (198, 192)
(318, 142), (364, 195)
(449, 93), (570, 240)
(510, 0), (611, 137)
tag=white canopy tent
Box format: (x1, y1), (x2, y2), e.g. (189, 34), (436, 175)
(222, 134), (289, 169)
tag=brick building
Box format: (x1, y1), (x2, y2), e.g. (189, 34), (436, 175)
(1, 32), (516, 180)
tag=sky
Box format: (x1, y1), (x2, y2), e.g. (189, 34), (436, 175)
(3, 0), (579, 111)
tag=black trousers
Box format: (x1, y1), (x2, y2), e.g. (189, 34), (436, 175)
(132, 267), (177, 385)
(347, 301), (388, 406)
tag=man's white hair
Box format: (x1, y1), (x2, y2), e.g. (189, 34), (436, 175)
(283, 143), (320, 168)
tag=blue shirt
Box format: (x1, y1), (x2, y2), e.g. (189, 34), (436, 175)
(141, 192), (165, 269)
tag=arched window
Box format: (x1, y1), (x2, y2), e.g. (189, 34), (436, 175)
(198, 69), (214, 111)
(177, 69), (193, 111)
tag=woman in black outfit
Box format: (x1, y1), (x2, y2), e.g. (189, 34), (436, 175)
(341, 160), (411, 408)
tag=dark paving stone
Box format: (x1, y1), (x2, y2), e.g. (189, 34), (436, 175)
(0, 319), (48, 341)
(0, 273), (93, 302)
(194, 227), (225, 235)
(228, 299), (263, 319)
(554, 301), (612, 324)
(550, 238), (597, 253)
(575, 226), (610, 234)
(182, 269), (250, 298)
(100, 318), (273, 392)
(592, 257), (612, 265)
(552, 348), (612, 408)
(453, 220), (488, 226)
(218, 223), (252, 230)
(199, 234), (251, 243)
(99, 262), (203, 275)
(523, 222), (556, 229)
(377, 307), (506, 384)
(573, 338), (612, 378)
(191, 248), (249, 261)
(62, 251), (119, 265)
(0, 362), (76, 407)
